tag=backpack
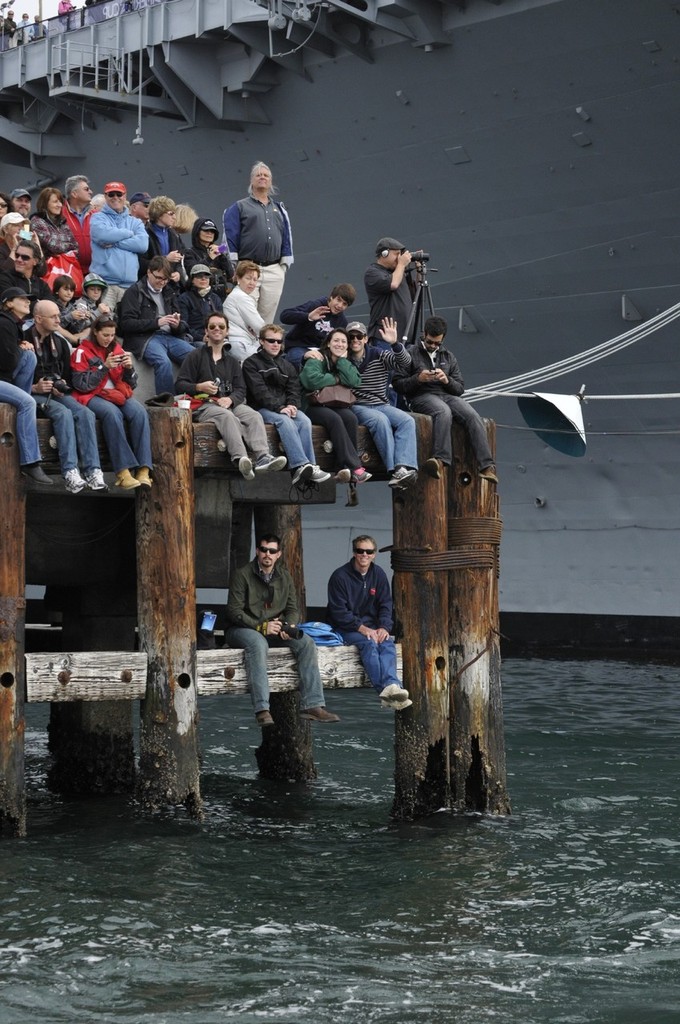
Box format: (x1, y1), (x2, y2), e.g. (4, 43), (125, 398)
(298, 621), (344, 646)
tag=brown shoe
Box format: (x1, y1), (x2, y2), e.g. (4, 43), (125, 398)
(424, 457), (443, 479)
(479, 465), (498, 483)
(256, 710), (275, 727)
(299, 706), (340, 723)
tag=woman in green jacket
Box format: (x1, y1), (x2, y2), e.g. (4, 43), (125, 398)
(299, 329), (371, 483)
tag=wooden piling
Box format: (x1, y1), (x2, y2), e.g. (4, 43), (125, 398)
(252, 504), (317, 781)
(136, 408), (202, 816)
(0, 406), (26, 837)
(391, 415), (451, 819)
(447, 421), (510, 814)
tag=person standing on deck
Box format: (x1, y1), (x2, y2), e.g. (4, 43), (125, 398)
(222, 161), (293, 324)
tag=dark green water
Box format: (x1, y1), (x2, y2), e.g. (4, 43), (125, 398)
(1, 659), (679, 1023)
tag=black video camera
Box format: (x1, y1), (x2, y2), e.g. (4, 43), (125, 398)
(280, 621), (303, 639)
(44, 373), (72, 394)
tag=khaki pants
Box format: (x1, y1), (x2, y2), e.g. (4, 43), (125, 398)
(193, 402), (268, 460)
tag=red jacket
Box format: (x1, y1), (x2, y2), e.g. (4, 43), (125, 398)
(71, 335), (133, 404)
(63, 204), (92, 274)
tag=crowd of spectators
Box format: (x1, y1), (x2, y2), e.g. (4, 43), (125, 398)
(0, 163), (498, 497)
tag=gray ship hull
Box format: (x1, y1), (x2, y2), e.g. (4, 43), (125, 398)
(2, 0), (679, 641)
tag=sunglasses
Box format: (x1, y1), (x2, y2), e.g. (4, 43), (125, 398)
(258, 546), (279, 555)
(15, 253), (33, 261)
(348, 333), (365, 340)
(354, 548), (376, 555)
(262, 337), (282, 344)
(207, 323), (227, 330)
(106, 191), (125, 198)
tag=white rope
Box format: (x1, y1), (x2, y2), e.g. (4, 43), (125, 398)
(466, 301), (680, 403)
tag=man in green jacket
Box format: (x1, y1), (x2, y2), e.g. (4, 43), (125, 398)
(225, 532), (341, 728)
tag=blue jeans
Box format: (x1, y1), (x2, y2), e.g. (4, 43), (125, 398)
(35, 392), (101, 473)
(87, 395), (152, 472)
(224, 626), (325, 713)
(409, 392), (493, 469)
(142, 333), (194, 394)
(353, 403), (418, 472)
(0, 380), (41, 465)
(14, 347), (37, 393)
(339, 630), (401, 694)
(258, 408), (315, 468)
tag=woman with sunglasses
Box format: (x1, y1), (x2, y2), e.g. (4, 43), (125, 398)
(298, 328), (371, 484)
(71, 318), (153, 490)
(0, 239), (51, 312)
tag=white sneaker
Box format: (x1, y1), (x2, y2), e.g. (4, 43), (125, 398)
(292, 463), (314, 486)
(388, 466), (418, 489)
(237, 456), (254, 480)
(254, 454), (287, 473)
(379, 683), (410, 704)
(63, 468), (86, 494)
(310, 465), (331, 483)
(83, 468), (108, 491)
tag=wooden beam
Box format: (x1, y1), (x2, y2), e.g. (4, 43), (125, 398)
(24, 647), (403, 701)
(136, 408), (202, 816)
(0, 406), (26, 837)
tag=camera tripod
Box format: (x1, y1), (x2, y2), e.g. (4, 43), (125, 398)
(402, 258), (437, 346)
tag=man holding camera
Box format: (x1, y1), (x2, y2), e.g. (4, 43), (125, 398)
(225, 532), (340, 728)
(26, 299), (107, 492)
(364, 236), (414, 344)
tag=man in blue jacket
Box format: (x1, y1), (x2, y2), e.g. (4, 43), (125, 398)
(327, 536), (411, 711)
(89, 181), (148, 309)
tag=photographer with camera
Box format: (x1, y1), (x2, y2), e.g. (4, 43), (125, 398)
(364, 236), (416, 345)
(225, 532), (340, 728)
(175, 311), (286, 480)
(27, 300), (107, 493)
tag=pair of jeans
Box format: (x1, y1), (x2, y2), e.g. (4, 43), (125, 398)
(35, 392), (101, 474)
(87, 395), (152, 472)
(305, 404), (361, 471)
(258, 408), (315, 468)
(353, 403), (418, 472)
(0, 380), (40, 465)
(224, 626), (325, 713)
(338, 630), (401, 694)
(142, 332), (194, 394)
(409, 392), (494, 468)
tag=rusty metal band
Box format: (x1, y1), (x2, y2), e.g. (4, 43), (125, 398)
(391, 549), (497, 573)
(447, 517), (503, 547)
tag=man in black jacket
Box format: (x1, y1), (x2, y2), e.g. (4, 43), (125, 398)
(175, 311), (286, 480)
(242, 323), (330, 486)
(393, 315), (497, 482)
(0, 287), (52, 485)
(27, 300), (107, 492)
(0, 240), (52, 312)
(118, 255), (193, 395)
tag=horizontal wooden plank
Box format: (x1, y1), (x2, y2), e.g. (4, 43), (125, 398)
(24, 646), (402, 701)
(25, 651), (148, 703)
(35, 418), (389, 478)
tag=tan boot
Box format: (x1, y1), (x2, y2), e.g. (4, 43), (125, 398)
(135, 466), (152, 488)
(115, 468), (142, 490)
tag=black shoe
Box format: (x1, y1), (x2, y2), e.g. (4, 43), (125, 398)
(21, 463), (53, 486)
